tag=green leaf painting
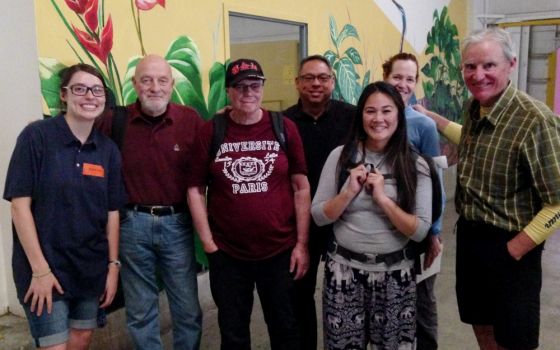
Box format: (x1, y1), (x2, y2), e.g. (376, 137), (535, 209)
(121, 56), (142, 105)
(324, 16), (370, 105)
(166, 36), (208, 118)
(421, 6), (468, 164)
(337, 24), (360, 47)
(421, 6), (468, 125)
(206, 60), (229, 120)
(39, 58), (67, 116)
(40, 35), (227, 125)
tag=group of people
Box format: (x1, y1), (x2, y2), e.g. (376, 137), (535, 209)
(4, 26), (560, 350)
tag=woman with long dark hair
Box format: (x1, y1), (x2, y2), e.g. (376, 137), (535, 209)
(4, 64), (126, 349)
(312, 81), (433, 349)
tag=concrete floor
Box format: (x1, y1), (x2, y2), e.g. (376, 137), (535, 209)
(2, 202), (560, 349)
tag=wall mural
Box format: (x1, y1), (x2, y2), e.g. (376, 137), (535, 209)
(36, 0), (468, 268)
(420, 7), (467, 163)
(41, 0), (227, 120)
(324, 3), (467, 164)
(324, 16), (371, 105)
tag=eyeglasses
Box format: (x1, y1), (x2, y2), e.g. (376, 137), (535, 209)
(231, 82), (264, 93)
(298, 74), (333, 84)
(64, 84), (106, 97)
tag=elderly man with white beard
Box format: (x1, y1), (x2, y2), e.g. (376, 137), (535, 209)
(97, 54), (203, 350)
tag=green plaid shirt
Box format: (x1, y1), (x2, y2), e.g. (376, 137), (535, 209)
(456, 82), (560, 232)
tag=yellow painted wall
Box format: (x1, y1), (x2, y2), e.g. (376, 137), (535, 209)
(34, 0), (468, 110)
(232, 40), (300, 110)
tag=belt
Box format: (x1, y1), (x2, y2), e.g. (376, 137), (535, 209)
(126, 204), (187, 216)
(328, 241), (414, 266)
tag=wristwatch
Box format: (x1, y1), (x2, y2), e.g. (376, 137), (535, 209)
(109, 259), (122, 268)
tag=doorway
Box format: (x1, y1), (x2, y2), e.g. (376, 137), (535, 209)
(229, 13), (307, 111)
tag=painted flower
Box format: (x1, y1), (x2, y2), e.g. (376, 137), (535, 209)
(73, 16), (113, 64)
(84, 0), (98, 32)
(135, 0), (165, 11)
(64, 0), (91, 14)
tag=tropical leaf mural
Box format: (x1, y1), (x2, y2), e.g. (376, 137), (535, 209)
(421, 6), (468, 124)
(421, 6), (468, 164)
(120, 36), (226, 120)
(39, 1), (230, 270)
(324, 16), (370, 105)
(41, 1), (228, 122)
(39, 58), (67, 116)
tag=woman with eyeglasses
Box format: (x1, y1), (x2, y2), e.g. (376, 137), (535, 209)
(3, 63), (126, 349)
(311, 81), (433, 349)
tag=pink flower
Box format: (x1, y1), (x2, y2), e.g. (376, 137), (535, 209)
(73, 16), (113, 64)
(135, 0), (165, 11)
(84, 0), (98, 32)
(64, 0), (91, 14)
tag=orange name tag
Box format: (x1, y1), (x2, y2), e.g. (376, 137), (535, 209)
(83, 163), (105, 177)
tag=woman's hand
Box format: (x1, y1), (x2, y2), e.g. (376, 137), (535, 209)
(320, 164), (367, 222)
(100, 264), (119, 308)
(345, 164), (368, 196)
(24, 272), (64, 316)
(366, 168), (387, 203)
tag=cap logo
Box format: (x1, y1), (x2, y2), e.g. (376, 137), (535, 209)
(232, 62), (259, 76)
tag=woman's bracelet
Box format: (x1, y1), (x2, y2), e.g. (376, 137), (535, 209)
(32, 269), (52, 279)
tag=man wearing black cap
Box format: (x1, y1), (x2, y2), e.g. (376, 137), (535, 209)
(187, 58), (311, 349)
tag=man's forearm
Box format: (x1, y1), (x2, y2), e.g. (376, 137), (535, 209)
(106, 210), (120, 262)
(291, 174), (311, 246)
(187, 186), (217, 251)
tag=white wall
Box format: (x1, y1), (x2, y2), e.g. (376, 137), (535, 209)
(0, 2), (43, 316)
(471, 0), (560, 24)
(489, 0), (560, 21)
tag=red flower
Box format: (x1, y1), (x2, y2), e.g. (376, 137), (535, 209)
(84, 0), (98, 32)
(135, 0), (165, 11)
(64, 0), (91, 14)
(73, 16), (113, 64)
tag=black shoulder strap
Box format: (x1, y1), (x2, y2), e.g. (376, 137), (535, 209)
(337, 145), (356, 193)
(411, 152), (444, 257)
(110, 106), (129, 150)
(210, 113), (227, 159)
(270, 111), (287, 151)
(337, 167), (350, 194)
(417, 153), (443, 225)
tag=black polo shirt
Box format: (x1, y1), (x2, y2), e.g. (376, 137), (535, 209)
(4, 115), (126, 301)
(284, 99), (356, 196)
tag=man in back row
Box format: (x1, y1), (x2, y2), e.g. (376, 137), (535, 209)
(98, 54), (203, 350)
(416, 28), (560, 350)
(284, 55), (356, 350)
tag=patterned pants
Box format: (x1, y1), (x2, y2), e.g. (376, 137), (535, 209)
(322, 257), (416, 350)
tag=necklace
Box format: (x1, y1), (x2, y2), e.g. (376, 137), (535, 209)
(360, 142), (386, 171)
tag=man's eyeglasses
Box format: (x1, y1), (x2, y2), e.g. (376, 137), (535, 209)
(298, 74), (333, 84)
(64, 84), (106, 97)
(231, 82), (264, 93)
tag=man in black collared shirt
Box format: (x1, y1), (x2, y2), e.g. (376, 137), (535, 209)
(284, 55), (356, 350)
